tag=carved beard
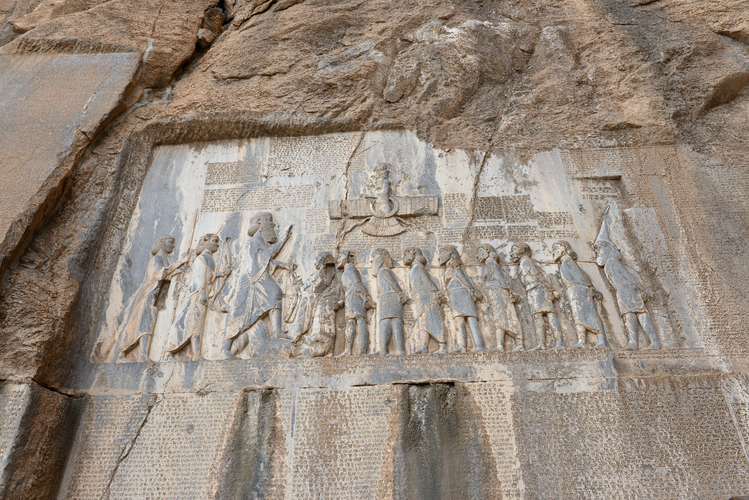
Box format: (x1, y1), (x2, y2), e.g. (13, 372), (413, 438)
(261, 224), (278, 243)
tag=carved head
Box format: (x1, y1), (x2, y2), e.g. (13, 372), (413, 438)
(438, 245), (461, 266)
(510, 242), (531, 263)
(552, 241), (577, 262)
(151, 235), (175, 256)
(403, 247), (427, 266)
(477, 243), (499, 263)
(196, 233), (220, 255)
(336, 250), (355, 269)
(594, 243), (621, 267)
(371, 248), (394, 276)
(315, 252), (335, 270)
(247, 212), (277, 243)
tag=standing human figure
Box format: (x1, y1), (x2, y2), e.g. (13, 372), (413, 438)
(594, 219), (659, 350)
(164, 234), (228, 361)
(438, 245), (485, 353)
(477, 243), (523, 351)
(219, 212), (293, 359)
(552, 240), (606, 348)
(117, 235), (187, 362)
(336, 251), (373, 356)
(371, 248), (408, 355)
(510, 242), (564, 350)
(403, 247), (447, 354)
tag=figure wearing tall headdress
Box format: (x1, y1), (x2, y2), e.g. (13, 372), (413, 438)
(594, 214), (659, 350)
(403, 247), (447, 354)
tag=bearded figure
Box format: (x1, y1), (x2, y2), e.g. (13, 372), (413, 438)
(219, 212), (294, 359)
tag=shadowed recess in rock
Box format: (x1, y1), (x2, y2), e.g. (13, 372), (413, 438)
(392, 383), (502, 499)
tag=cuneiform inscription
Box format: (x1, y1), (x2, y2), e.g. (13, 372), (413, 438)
(288, 387), (396, 497)
(443, 193), (469, 221)
(266, 134), (362, 176)
(205, 161), (261, 185)
(201, 185), (315, 212)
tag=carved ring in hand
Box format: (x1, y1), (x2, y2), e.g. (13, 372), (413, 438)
(369, 197), (399, 218)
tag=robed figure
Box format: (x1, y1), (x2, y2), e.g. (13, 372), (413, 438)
(403, 247), (447, 354)
(219, 212), (293, 359)
(117, 235), (187, 363)
(164, 234), (227, 361)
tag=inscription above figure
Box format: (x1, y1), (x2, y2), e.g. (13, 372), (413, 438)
(329, 163), (439, 237)
(219, 212), (294, 359)
(403, 247), (447, 355)
(477, 244), (523, 352)
(439, 245), (485, 353)
(117, 235), (188, 363)
(511, 242), (564, 350)
(552, 241), (607, 348)
(594, 214), (660, 350)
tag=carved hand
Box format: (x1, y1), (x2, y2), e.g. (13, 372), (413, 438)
(642, 290), (654, 301)
(593, 290), (603, 301)
(552, 290), (561, 301)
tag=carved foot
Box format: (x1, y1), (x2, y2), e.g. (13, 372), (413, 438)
(473, 347), (485, 353)
(138, 355), (154, 363)
(641, 342), (660, 351)
(624, 342), (638, 350)
(527, 344), (542, 351)
(510, 345), (524, 352)
(552, 340), (565, 349)
(373, 350), (387, 356)
(193, 354), (206, 362)
(414, 347), (429, 355)
(451, 347), (465, 354)
(571, 340), (585, 349)
(275, 331), (293, 340)
(335, 349), (351, 357)
(162, 353), (176, 362)
(390, 350), (406, 356)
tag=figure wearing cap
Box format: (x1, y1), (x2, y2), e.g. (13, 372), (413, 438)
(594, 214), (659, 350)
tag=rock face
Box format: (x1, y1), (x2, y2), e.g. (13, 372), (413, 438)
(1, 0), (749, 498)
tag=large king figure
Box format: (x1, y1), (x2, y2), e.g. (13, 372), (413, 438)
(219, 212), (293, 359)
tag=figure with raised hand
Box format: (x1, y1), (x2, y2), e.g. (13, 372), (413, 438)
(552, 240), (606, 348)
(219, 212), (293, 359)
(336, 250), (374, 356)
(477, 243), (523, 351)
(117, 235), (188, 363)
(403, 247), (447, 354)
(164, 234), (229, 361)
(291, 252), (343, 358)
(510, 242), (564, 350)
(371, 248), (408, 355)
(594, 217), (659, 350)
(438, 245), (485, 353)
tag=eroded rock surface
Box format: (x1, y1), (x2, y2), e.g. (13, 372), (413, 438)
(1, 0), (749, 498)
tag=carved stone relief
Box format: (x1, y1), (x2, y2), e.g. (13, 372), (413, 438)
(95, 132), (687, 363)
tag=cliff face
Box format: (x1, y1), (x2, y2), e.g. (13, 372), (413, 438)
(0, 0), (748, 498)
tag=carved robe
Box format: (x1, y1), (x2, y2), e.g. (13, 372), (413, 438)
(408, 261), (445, 342)
(165, 251), (217, 354)
(480, 258), (520, 335)
(117, 252), (170, 355)
(444, 262), (479, 319)
(225, 231), (284, 340)
(603, 258), (647, 315)
(559, 256), (602, 333)
(376, 267), (406, 322)
(292, 269), (342, 357)
(340, 263), (370, 320)
(518, 256), (555, 315)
